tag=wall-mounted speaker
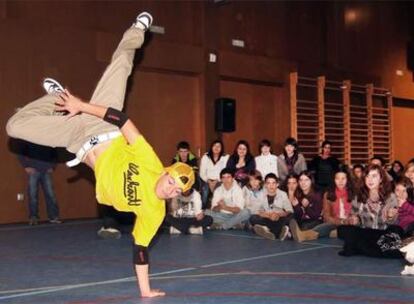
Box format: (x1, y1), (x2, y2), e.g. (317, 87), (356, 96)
(215, 98), (236, 132)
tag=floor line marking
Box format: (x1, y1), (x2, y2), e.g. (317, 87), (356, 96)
(0, 246), (329, 299)
(200, 246), (327, 268)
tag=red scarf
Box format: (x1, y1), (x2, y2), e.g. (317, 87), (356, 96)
(332, 188), (351, 218)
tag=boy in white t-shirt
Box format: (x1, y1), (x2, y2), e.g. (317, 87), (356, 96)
(206, 168), (250, 229)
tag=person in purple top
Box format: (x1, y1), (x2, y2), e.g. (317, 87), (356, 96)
(289, 170), (323, 242)
(395, 177), (414, 236)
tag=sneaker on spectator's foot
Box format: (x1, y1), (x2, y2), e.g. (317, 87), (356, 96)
(279, 225), (290, 241)
(253, 225), (275, 240)
(188, 226), (203, 235)
(169, 226), (181, 235)
(329, 229), (338, 238)
(133, 12), (153, 31)
(97, 227), (121, 239)
(43, 78), (64, 95)
(29, 217), (38, 226)
(49, 218), (62, 224)
(210, 223), (224, 230)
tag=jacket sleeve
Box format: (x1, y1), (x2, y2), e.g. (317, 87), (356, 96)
(322, 193), (339, 225)
(304, 193), (323, 220)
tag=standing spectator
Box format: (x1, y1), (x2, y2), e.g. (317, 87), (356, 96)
(226, 140), (256, 187)
(277, 137), (307, 183)
(255, 139), (278, 178)
(242, 170), (266, 216)
(289, 171), (323, 242)
(388, 160), (404, 182)
(250, 173), (293, 241)
(166, 188), (213, 235)
(17, 140), (61, 225)
(199, 140), (229, 208)
(172, 141), (199, 189)
(308, 140), (340, 191)
(206, 168), (250, 230)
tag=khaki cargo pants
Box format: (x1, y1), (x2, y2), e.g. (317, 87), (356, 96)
(6, 27), (144, 154)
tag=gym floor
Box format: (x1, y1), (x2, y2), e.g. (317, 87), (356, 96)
(0, 220), (413, 304)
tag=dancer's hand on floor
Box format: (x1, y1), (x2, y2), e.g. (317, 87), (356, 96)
(141, 289), (166, 298)
(55, 89), (84, 118)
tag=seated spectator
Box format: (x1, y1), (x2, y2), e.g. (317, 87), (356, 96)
(395, 177), (414, 236)
(172, 141), (199, 189)
(282, 173), (299, 206)
(389, 160), (404, 182)
(321, 165), (355, 238)
(243, 170), (266, 216)
(277, 137), (307, 183)
(370, 155), (393, 182)
(289, 171), (323, 242)
(255, 139), (278, 178)
(206, 168), (250, 230)
(351, 163), (364, 191)
(199, 140), (229, 209)
(404, 162), (414, 185)
(308, 140), (340, 191)
(226, 140), (256, 187)
(250, 173), (293, 241)
(166, 188), (213, 235)
(338, 164), (402, 258)
(350, 164), (398, 229)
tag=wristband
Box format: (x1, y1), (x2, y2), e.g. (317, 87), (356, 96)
(103, 107), (128, 128)
(133, 245), (149, 265)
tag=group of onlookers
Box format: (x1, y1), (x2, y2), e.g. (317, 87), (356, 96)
(166, 138), (414, 259)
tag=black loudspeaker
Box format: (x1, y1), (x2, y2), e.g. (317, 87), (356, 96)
(407, 41), (414, 70)
(215, 98), (236, 132)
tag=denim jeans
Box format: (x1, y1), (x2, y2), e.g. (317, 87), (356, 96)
(312, 223), (337, 238)
(28, 171), (59, 219)
(205, 209), (251, 230)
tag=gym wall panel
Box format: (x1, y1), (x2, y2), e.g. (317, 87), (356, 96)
(220, 80), (288, 157)
(126, 70), (201, 165)
(392, 106), (414, 164)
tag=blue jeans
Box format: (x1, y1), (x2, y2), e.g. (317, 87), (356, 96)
(312, 223), (337, 238)
(28, 171), (59, 219)
(205, 209), (251, 230)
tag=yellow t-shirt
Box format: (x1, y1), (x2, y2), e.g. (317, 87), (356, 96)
(94, 135), (165, 247)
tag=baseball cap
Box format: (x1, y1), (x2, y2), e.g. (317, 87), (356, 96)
(164, 162), (195, 193)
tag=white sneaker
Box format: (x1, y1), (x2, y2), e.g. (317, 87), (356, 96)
(279, 225), (290, 241)
(97, 227), (121, 239)
(188, 226), (203, 235)
(43, 78), (64, 95)
(253, 225), (275, 240)
(169, 226), (181, 234)
(134, 12), (153, 31)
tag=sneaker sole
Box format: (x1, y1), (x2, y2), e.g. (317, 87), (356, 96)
(97, 230), (121, 239)
(136, 12), (153, 31)
(254, 225), (275, 240)
(43, 78), (64, 94)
